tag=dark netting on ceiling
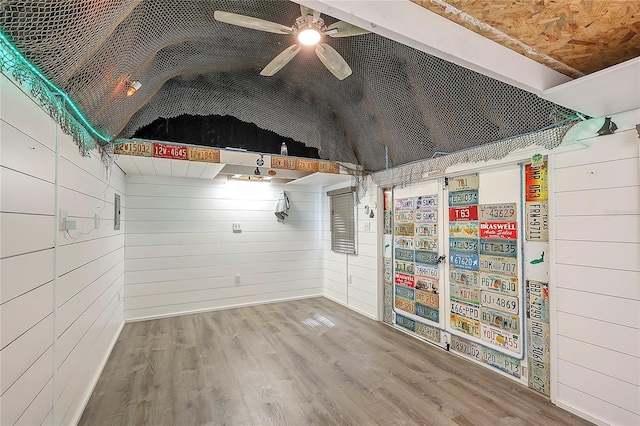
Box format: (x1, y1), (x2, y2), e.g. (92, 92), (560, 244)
(0, 0), (576, 172)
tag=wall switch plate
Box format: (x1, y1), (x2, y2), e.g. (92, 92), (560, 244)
(234, 274), (241, 284)
(364, 222), (371, 231)
(59, 209), (68, 231)
(233, 222), (242, 232)
(95, 213), (101, 229)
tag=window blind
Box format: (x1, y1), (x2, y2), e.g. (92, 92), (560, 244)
(329, 190), (357, 254)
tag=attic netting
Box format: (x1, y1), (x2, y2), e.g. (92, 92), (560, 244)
(0, 0), (578, 174)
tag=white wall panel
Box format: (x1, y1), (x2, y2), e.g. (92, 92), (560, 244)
(0, 213), (55, 258)
(0, 249), (54, 304)
(1, 167), (55, 214)
(0, 120), (56, 181)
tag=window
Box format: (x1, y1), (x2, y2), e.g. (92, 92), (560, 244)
(328, 187), (357, 254)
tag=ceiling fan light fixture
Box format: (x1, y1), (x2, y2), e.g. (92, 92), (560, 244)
(298, 28), (321, 45)
(126, 80), (142, 97)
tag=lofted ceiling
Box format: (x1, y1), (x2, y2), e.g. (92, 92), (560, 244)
(1, 0), (638, 172)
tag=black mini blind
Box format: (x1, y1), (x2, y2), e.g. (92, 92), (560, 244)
(329, 188), (357, 254)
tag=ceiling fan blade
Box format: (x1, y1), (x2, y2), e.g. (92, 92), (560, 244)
(315, 43), (352, 80)
(300, 5), (321, 23)
(260, 44), (302, 76)
(326, 21), (370, 37)
(214, 11), (291, 34)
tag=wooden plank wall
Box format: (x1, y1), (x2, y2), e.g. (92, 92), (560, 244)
(0, 74), (126, 425)
(552, 126), (640, 425)
(322, 180), (379, 320)
(124, 176), (323, 320)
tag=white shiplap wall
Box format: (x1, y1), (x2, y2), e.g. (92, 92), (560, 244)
(322, 180), (379, 320)
(0, 74), (126, 425)
(124, 175), (323, 320)
(552, 126), (640, 425)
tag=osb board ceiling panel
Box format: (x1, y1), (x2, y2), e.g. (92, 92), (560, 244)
(411, 0), (640, 77)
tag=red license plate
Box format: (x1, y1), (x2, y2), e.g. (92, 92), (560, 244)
(153, 143), (188, 160)
(449, 205), (478, 222)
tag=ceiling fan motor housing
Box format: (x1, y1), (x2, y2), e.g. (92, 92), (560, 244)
(293, 16), (326, 37)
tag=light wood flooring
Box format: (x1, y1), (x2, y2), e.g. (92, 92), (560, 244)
(80, 297), (592, 425)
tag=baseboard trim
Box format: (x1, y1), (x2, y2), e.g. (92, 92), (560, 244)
(554, 401), (607, 426)
(322, 294), (378, 321)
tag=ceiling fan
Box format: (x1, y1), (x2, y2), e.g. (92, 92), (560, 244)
(214, 5), (369, 80)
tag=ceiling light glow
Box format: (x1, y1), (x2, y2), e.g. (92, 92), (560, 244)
(298, 29), (321, 45)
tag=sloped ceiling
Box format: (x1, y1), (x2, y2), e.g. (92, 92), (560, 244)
(1, 0), (637, 172)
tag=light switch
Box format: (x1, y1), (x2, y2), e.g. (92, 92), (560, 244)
(233, 222), (242, 232)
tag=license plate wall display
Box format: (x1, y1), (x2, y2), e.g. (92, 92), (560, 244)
(527, 280), (550, 396)
(383, 189), (393, 324)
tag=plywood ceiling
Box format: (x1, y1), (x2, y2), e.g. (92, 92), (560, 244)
(411, 0), (640, 78)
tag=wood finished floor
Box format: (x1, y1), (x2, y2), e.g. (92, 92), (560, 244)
(80, 297), (592, 426)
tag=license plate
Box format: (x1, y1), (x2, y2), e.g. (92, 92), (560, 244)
(415, 276), (439, 293)
(526, 280), (549, 323)
(449, 221), (478, 238)
(395, 197), (414, 211)
(415, 209), (438, 223)
(416, 195), (438, 210)
(416, 303), (439, 322)
(153, 142), (188, 160)
(479, 273), (518, 296)
(480, 291), (519, 314)
(383, 258), (392, 283)
(450, 313), (480, 338)
(395, 248), (415, 262)
(479, 239), (517, 258)
(394, 236), (414, 250)
(450, 300), (480, 321)
(479, 203), (517, 221)
(448, 190), (478, 206)
(395, 210), (414, 222)
(450, 282), (480, 305)
(415, 264), (439, 279)
(416, 290), (439, 308)
(395, 285), (415, 301)
(479, 255), (517, 277)
(415, 322), (441, 343)
(395, 297), (415, 314)
(396, 314), (415, 331)
(479, 222), (517, 240)
(525, 163), (548, 202)
(529, 364), (550, 396)
(394, 223), (414, 236)
(318, 161), (339, 174)
(394, 260), (414, 275)
(481, 324), (520, 354)
(415, 223), (438, 237)
(415, 250), (439, 265)
(114, 141), (152, 157)
(415, 237), (438, 252)
(450, 336), (481, 361)
(384, 212), (392, 234)
(449, 269), (479, 287)
(480, 307), (520, 334)
(448, 173), (479, 192)
(528, 319), (550, 361)
(188, 146), (220, 163)
(449, 252), (479, 271)
(295, 159), (319, 172)
(384, 283), (392, 304)
(449, 238), (479, 254)
(449, 205), (478, 222)
(394, 272), (415, 288)
(525, 202), (549, 242)
(482, 346), (520, 377)
(271, 156), (296, 169)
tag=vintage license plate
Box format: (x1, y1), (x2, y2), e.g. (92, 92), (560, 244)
(415, 322), (441, 343)
(384, 283), (392, 305)
(449, 205), (478, 222)
(395, 285), (415, 301)
(394, 272), (415, 288)
(415, 264), (439, 279)
(479, 239), (517, 258)
(525, 163), (548, 202)
(384, 259), (392, 283)
(395, 260), (414, 275)
(482, 346), (521, 378)
(528, 320), (550, 364)
(395, 297), (415, 314)
(395, 197), (414, 211)
(480, 273), (518, 296)
(450, 335), (481, 361)
(188, 146), (220, 163)
(415, 250), (439, 265)
(450, 282), (480, 305)
(415, 276), (439, 293)
(479, 221), (517, 240)
(114, 141), (152, 157)
(449, 252), (479, 271)
(526, 280), (549, 323)
(449, 173), (479, 192)
(415, 209), (438, 223)
(415, 237), (438, 252)
(449, 221), (479, 239)
(525, 202), (549, 242)
(450, 300), (480, 321)
(395, 248), (415, 262)
(481, 291), (519, 314)
(384, 212), (392, 234)
(295, 159), (319, 172)
(450, 313), (481, 338)
(396, 314), (415, 331)
(449, 269), (479, 287)
(449, 238), (479, 254)
(481, 307), (520, 334)
(416, 195), (438, 210)
(394, 223), (414, 236)
(415, 303), (439, 322)
(416, 290), (439, 308)
(415, 223), (438, 237)
(153, 142), (188, 160)
(394, 236), (414, 250)
(271, 156), (296, 169)
(481, 324), (520, 354)
(479, 203), (517, 221)
(395, 210), (414, 222)
(448, 189), (478, 206)
(318, 161), (339, 174)
(479, 255), (518, 277)
(529, 364), (550, 396)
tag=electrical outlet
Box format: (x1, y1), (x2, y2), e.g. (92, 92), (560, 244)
(95, 213), (101, 229)
(364, 222), (371, 231)
(233, 222), (242, 232)
(117, 291), (121, 303)
(234, 274), (241, 284)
